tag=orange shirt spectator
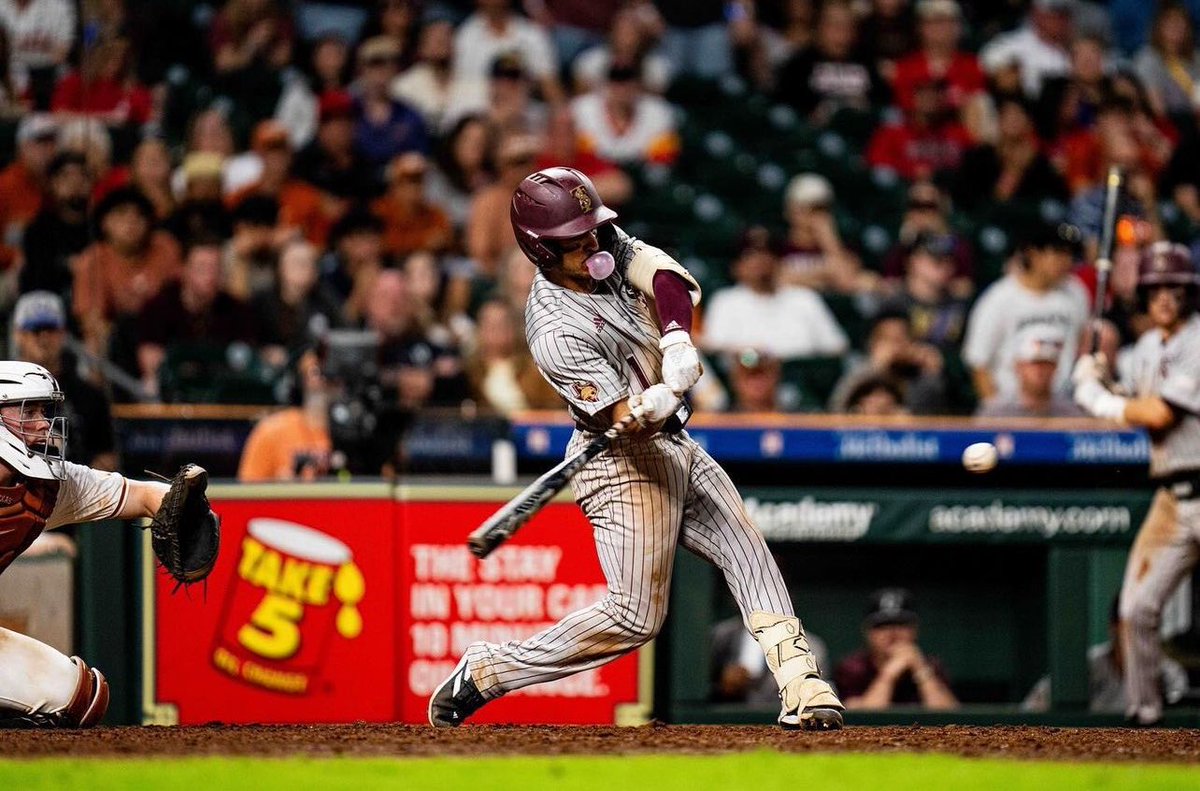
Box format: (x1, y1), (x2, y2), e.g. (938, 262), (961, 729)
(371, 152), (452, 257)
(237, 408), (333, 481)
(72, 188), (182, 350)
(0, 115), (57, 270)
(227, 120), (338, 246)
(238, 353), (332, 481)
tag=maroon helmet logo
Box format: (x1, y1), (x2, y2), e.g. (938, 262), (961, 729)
(571, 185), (593, 213)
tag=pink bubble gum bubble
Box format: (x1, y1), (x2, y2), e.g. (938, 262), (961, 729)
(585, 250), (615, 280)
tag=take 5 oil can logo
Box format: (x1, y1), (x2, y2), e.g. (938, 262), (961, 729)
(212, 518), (365, 694)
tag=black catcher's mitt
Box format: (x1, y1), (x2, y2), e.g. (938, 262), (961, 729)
(148, 464), (220, 585)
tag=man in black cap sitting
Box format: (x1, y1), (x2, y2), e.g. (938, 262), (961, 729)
(833, 588), (959, 710)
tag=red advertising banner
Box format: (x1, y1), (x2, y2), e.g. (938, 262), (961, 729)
(396, 500), (644, 725)
(145, 486), (649, 726)
(149, 495), (397, 725)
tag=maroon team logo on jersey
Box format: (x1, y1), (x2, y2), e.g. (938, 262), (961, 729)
(572, 382), (601, 403)
(592, 314), (606, 332)
(571, 185), (593, 213)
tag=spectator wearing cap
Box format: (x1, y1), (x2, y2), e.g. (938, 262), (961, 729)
(572, 6), (671, 95)
(892, 1), (984, 115)
(979, 0), (1073, 99)
(534, 106), (632, 208)
(571, 59), (680, 166)
(779, 173), (874, 294)
(962, 222), (1090, 400)
(252, 238), (343, 369)
(137, 239), (257, 398)
(74, 186), (182, 364)
(829, 309), (948, 415)
(774, 0), (888, 123)
(834, 588), (959, 710)
(976, 325), (1086, 418)
(466, 131), (540, 277)
(879, 231), (970, 351)
(1134, 4), (1200, 117)
(223, 195), (282, 301)
(228, 120), (335, 248)
(322, 208), (387, 324)
(366, 268), (467, 411)
(392, 20), (485, 133)
(726, 348), (787, 413)
(371, 152), (452, 257)
(453, 0), (563, 106)
(237, 349), (333, 482)
(163, 152), (232, 251)
(50, 36), (152, 126)
(881, 181), (974, 296)
(464, 298), (560, 416)
(866, 76), (972, 181)
(127, 139), (176, 221)
(353, 35), (429, 175)
(951, 94), (1070, 213)
(294, 90), (379, 203)
(20, 151), (90, 300)
(0, 0), (75, 109)
(10, 291), (116, 469)
(702, 226), (849, 360)
(0, 114), (56, 270)
(169, 109), (242, 199)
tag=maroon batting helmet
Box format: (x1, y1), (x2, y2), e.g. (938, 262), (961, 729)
(1137, 241), (1199, 313)
(510, 167), (617, 268)
(1138, 241), (1199, 287)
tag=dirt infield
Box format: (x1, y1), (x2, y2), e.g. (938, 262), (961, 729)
(4, 724), (1200, 763)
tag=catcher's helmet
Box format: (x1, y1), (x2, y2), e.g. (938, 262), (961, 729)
(0, 361), (66, 480)
(510, 167), (617, 268)
(1137, 241), (1199, 313)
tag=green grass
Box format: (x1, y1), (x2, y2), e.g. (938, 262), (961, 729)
(0, 752), (1191, 790)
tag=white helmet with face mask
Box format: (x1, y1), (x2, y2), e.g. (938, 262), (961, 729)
(0, 361), (67, 480)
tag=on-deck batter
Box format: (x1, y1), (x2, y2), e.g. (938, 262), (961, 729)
(1073, 241), (1200, 725)
(429, 167), (844, 730)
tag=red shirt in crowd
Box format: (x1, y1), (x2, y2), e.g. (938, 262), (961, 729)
(52, 73), (153, 125)
(867, 120), (973, 180)
(891, 52), (985, 113)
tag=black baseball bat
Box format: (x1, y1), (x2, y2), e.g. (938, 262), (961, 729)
(468, 413), (639, 558)
(1089, 166), (1122, 353)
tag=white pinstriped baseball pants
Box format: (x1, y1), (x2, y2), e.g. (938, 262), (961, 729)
(1118, 487), (1200, 723)
(467, 430), (795, 699)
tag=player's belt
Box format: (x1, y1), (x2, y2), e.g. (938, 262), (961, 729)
(1158, 471), (1200, 501)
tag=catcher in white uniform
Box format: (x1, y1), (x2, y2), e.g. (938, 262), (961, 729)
(1073, 242), (1200, 725)
(429, 167), (844, 730)
(0, 362), (219, 728)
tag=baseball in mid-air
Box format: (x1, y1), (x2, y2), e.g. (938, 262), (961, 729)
(962, 442), (999, 473)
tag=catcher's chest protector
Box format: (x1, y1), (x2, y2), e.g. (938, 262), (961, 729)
(0, 479), (60, 575)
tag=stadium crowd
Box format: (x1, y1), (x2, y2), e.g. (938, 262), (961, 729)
(0, 0), (1198, 476)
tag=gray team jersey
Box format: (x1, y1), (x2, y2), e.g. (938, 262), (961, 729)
(525, 230), (665, 432)
(1128, 314), (1200, 477)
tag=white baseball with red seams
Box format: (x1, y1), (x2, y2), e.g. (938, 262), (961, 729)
(962, 442), (999, 473)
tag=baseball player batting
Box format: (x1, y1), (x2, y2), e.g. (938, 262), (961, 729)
(1072, 241), (1200, 725)
(0, 362), (218, 728)
(428, 167), (844, 730)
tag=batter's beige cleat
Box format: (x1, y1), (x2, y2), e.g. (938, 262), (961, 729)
(779, 677), (844, 731)
(749, 611), (844, 732)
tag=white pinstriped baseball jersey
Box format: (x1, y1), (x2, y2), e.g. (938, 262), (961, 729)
(460, 228), (804, 701)
(1127, 314), (1200, 477)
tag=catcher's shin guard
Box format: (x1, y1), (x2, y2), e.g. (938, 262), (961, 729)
(0, 656), (109, 728)
(750, 611), (844, 731)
